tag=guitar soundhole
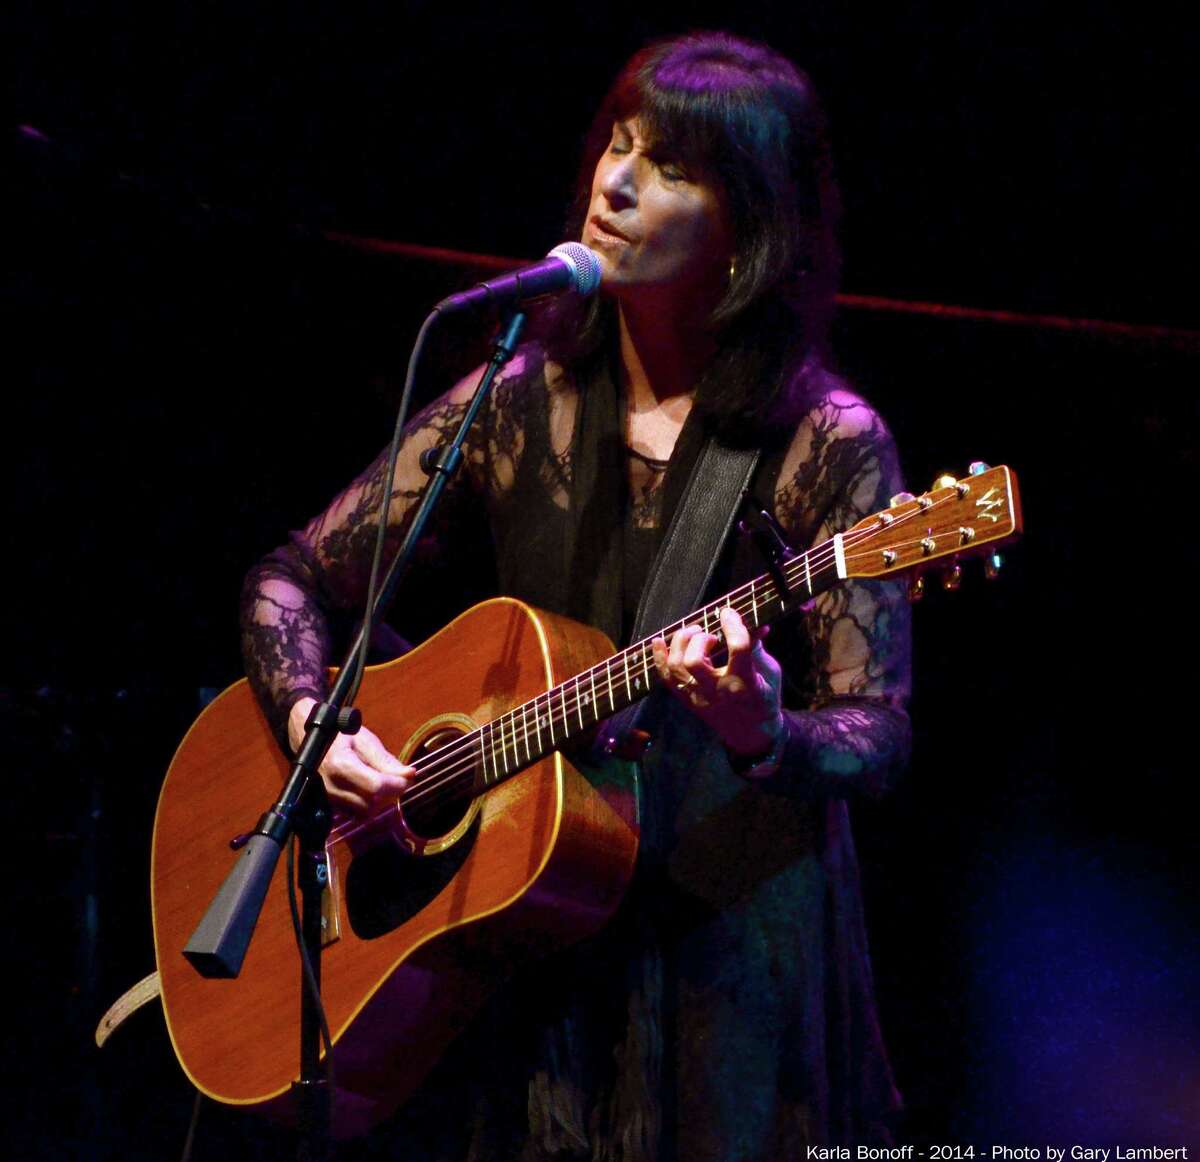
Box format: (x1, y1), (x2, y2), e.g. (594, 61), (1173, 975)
(400, 726), (476, 841)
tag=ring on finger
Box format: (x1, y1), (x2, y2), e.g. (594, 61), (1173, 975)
(674, 674), (699, 691)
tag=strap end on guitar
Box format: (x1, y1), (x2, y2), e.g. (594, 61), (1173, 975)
(738, 505), (793, 604)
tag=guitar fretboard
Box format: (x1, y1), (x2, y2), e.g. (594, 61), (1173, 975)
(406, 538), (844, 802)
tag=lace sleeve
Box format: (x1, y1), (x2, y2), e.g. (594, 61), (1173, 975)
(765, 387), (913, 799)
(238, 371), (505, 747)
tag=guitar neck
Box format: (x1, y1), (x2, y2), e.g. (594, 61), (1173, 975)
(410, 539), (840, 794)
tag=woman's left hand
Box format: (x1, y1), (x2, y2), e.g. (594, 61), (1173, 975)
(652, 606), (786, 758)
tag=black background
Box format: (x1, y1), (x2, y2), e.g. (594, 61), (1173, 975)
(7, 2), (1198, 1157)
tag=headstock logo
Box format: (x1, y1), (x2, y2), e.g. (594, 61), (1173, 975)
(975, 487), (1005, 523)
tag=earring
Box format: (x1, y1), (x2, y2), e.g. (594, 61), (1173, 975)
(728, 257), (737, 282)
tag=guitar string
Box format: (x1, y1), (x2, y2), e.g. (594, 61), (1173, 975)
(326, 489), (985, 844)
(326, 488), (989, 842)
(386, 529), (925, 820)
(325, 569), (780, 844)
(327, 576), (773, 841)
(326, 487), (996, 842)
(385, 487), (976, 805)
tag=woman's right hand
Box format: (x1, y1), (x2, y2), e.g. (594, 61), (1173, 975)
(288, 697), (412, 815)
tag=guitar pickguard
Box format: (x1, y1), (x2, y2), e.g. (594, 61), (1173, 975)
(343, 814), (482, 941)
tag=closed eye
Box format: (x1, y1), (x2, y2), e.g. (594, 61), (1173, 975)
(649, 153), (690, 183)
(609, 122), (634, 155)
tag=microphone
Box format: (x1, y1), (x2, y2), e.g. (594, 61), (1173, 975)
(436, 243), (602, 315)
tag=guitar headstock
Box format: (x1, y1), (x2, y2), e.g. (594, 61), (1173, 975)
(841, 463), (1022, 587)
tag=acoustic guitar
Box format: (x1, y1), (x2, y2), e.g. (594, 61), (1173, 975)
(151, 463), (1021, 1136)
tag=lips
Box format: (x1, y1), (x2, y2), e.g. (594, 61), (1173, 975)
(588, 215), (634, 245)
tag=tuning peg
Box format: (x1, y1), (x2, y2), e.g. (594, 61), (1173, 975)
(890, 490), (916, 508)
(984, 552), (1004, 580)
(933, 472), (958, 490)
(907, 574), (925, 603)
(941, 563), (962, 592)
(968, 461), (991, 476)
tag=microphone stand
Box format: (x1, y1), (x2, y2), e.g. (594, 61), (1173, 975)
(182, 307), (528, 1161)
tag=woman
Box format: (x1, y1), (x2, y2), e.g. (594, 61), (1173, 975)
(242, 30), (912, 1157)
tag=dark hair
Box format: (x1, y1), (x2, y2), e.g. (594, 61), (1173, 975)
(539, 30), (841, 441)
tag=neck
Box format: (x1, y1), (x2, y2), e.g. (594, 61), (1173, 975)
(616, 298), (716, 410)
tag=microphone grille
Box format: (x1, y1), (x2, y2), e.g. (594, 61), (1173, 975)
(549, 242), (603, 297)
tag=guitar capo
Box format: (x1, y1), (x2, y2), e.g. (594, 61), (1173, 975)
(738, 503), (793, 604)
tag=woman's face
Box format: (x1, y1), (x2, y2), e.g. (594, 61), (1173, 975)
(582, 117), (732, 307)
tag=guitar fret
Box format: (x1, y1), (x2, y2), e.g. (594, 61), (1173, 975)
(622, 650), (631, 704)
(589, 666), (598, 725)
(520, 701), (531, 763)
(605, 659), (616, 711)
(803, 551), (812, 597)
(489, 721), (502, 781)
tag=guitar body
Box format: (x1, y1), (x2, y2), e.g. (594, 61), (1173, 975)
(151, 598), (640, 1137)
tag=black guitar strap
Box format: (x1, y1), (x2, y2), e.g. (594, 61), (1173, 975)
(603, 436), (761, 751)
(631, 438), (760, 639)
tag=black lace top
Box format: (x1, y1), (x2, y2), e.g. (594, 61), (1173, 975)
(239, 343), (913, 1155)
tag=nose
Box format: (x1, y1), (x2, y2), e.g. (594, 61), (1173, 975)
(601, 153), (638, 212)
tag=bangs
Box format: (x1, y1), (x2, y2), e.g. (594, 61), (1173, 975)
(611, 72), (741, 175)
(607, 50), (791, 182)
